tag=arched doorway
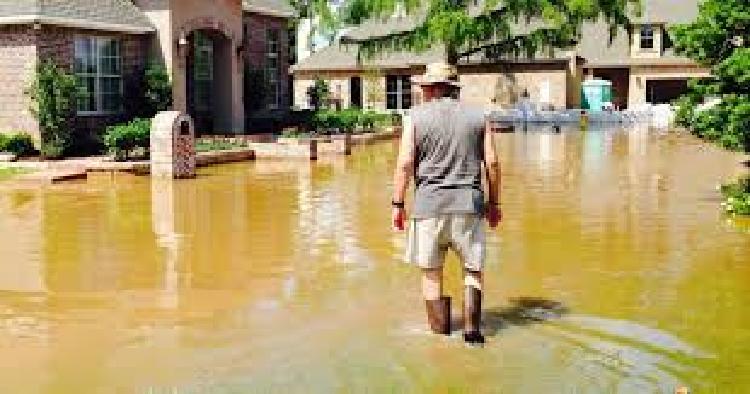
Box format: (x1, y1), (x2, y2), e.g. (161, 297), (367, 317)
(185, 29), (234, 135)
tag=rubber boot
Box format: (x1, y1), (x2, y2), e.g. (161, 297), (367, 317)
(425, 296), (451, 335)
(463, 287), (485, 347)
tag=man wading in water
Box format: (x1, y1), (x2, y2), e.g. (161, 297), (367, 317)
(392, 63), (501, 347)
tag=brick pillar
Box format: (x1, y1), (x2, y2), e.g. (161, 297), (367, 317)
(151, 111), (197, 179)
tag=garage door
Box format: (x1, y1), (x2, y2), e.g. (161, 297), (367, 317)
(646, 79), (689, 104)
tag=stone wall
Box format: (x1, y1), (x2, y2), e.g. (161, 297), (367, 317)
(458, 63), (569, 110)
(0, 25), (40, 139)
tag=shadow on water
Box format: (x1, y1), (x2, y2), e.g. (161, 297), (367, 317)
(483, 297), (569, 337)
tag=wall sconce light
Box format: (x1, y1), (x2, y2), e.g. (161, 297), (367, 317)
(178, 31), (188, 47)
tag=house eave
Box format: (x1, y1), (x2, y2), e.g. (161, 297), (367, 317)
(0, 15), (155, 34)
(242, 6), (296, 18)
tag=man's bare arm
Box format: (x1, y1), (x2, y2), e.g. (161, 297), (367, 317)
(483, 120), (501, 206)
(393, 124), (416, 204)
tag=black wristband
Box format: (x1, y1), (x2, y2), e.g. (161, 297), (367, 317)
(392, 201), (405, 209)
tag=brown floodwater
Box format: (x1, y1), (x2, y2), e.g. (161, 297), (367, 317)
(0, 125), (748, 393)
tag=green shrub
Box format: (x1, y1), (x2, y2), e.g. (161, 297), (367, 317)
(27, 60), (77, 159)
(721, 176), (750, 216)
(144, 62), (172, 115)
(338, 108), (361, 133)
(195, 139), (247, 152)
(687, 95), (750, 152)
(125, 61), (172, 118)
(103, 118), (151, 161)
(0, 133), (36, 156)
(312, 109), (400, 134)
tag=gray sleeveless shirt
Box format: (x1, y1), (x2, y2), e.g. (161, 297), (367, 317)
(410, 98), (486, 219)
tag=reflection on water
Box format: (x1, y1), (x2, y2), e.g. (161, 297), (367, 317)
(0, 127), (748, 393)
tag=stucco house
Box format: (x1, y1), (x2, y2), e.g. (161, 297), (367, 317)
(0, 0), (294, 144)
(292, 0), (708, 112)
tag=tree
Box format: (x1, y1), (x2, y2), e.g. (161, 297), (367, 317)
(27, 60), (77, 159)
(671, 0), (750, 152)
(670, 0), (749, 66)
(125, 61), (173, 118)
(307, 78), (331, 110)
(143, 62), (173, 115)
(336, 0), (639, 64)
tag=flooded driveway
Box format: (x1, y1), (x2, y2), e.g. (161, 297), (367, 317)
(0, 126), (748, 393)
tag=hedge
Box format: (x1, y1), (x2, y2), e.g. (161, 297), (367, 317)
(103, 118), (151, 161)
(312, 109), (401, 134)
(0, 132), (36, 157)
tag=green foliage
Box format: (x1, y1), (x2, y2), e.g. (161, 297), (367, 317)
(715, 48), (750, 95)
(281, 128), (311, 138)
(195, 139), (247, 152)
(0, 133), (36, 157)
(670, 0), (750, 153)
(125, 61), (173, 118)
(103, 118), (151, 161)
(721, 176), (750, 216)
(244, 66), (268, 114)
(27, 60), (77, 159)
(670, 0), (749, 66)
(307, 78), (331, 110)
(144, 63), (172, 115)
(338, 0), (639, 64)
(312, 108), (399, 134)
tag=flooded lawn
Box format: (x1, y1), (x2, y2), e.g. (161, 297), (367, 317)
(0, 126), (748, 393)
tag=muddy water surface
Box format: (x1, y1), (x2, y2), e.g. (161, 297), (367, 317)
(0, 126), (748, 393)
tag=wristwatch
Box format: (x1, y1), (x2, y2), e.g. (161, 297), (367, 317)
(392, 200), (405, 209)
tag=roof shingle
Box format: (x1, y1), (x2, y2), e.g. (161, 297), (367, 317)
(0, 0), (154, 33)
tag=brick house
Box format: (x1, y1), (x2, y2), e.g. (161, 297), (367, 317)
(0, 0), (294, 145)
(292, 0), (707, 112)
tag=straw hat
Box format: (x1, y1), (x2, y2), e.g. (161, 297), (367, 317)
(412, 62), (461, 87)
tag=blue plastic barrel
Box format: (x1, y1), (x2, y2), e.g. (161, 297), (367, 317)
(581, 79), (613, 112)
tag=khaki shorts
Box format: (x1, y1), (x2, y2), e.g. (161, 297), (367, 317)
(405, 214), (486, 272)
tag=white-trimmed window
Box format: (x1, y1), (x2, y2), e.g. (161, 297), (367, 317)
(386, 75), (412, 110)
(640, 24), (655, 50)
(192, 32), (214, 113)
(265, 28), (281, 109)
(75, 37), (123, 114)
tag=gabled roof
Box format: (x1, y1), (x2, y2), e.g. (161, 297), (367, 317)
(0, 0), (154, 33)
(243, 0), (296, 18)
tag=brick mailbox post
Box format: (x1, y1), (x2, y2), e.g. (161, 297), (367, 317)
(151, 111), (197, 179)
